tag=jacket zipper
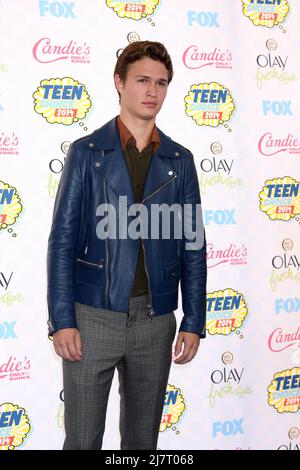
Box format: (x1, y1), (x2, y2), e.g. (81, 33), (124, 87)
(103, 179), (109, 306)
(77, 258), (103, 269)
(140, 173), (177, 321)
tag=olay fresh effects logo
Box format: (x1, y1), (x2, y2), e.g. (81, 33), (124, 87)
(56, 390), (64, 429)
(206, 288), (249, 336)
(33, 77), (92, 125)
(209, 352), (252, 408)
(160, 384), (185, 432)
(106, 0), (160, 20)
(0, 272), (24, 308)
(0, 132), (19, 156)
(198, 142), (242, 196)
(0, 181), (23, 235)
(268, 368), (300, 413)
(183, 45), (232, 70)
(256, 39), (296, 89)
(184, 82), (235, 131)
(207, 242), (247, 269)
(47, 141), (70, 198)
(33, 38), (90, 64)
(0, 356), (31, 381)
(269, 239), (300, 292)
(258, 132), (300, 156)
(241, 0), (289, 29)
(278, 427), (300, 450)
(116, 32), (140, 58)
(0, 403), (31, 450)
(259, 176), (300, 221)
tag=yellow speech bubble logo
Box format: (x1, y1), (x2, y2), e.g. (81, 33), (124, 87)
(184, 82), (235, 129)
(259, 176), (300, 221)
(0, 403), (31, 450)
(0, 181), (22, 231)
(206, 288), (248, 336)
(160, 384), (185, 432)
(106, 0), (159, 20)
(268, 368), (300, 413)
(241, 0), (289, 28)
(33, 77), (92, 125)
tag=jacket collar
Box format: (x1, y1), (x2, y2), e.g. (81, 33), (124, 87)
(88, 117), (181, 207)
(85, 116), (184, 159)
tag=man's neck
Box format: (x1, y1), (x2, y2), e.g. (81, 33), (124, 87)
(119, 111), (156, 152)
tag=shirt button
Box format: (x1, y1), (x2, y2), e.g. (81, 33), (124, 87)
(95, 161), (101, 167)
(175, 151), (180, 156)
(89, 142), (94, 148)
(168, 171), (173, 175)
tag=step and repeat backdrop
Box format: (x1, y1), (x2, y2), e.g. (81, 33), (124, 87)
(0, 0), (300, 450)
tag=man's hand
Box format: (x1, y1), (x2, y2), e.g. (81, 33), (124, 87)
(53, 328), (82, 362)
(173, 331), (200, 364)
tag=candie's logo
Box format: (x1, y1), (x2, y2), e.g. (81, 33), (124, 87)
(241, 0), (289, 29)
(183, 46), (232, 70)
(259, 177), (300, 221)
(268, 368), (300, 413)
(206, 288), (248, 336)
(0, 181), (22, 233)
(106, 0), (160, 20)
(258, 133), (300, 156)
(160, 384), (185, 433)
(33, 38), (90, 64)
(0, 403), (31, 449)
(0, 132), (19, 156)
(184, 82), (235, 130)
(33, 77), (92, 125)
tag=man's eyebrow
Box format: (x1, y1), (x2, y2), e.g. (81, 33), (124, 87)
(135, 75), (168, 82)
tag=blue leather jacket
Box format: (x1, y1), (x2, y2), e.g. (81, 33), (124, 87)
(47, 117), (207, 337)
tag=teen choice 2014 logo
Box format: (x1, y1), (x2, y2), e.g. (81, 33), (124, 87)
(184, 82), (235, 131)
(33, 77), (92, 125)
(0, 181), (22, 233)
(259, 176), (300, 221)
(206, 288), (248, 336)
(106, 0), (160, 20)
(268, 368), (300, 413)
(0, 403), (31, 450)
(160, 384), (185, 432)
(241, 0), (289, 29)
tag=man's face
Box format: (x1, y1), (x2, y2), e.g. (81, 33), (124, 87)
(115, 56), (169, 120)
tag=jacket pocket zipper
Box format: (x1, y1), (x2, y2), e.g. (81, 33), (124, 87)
(77, 258), (103, 269)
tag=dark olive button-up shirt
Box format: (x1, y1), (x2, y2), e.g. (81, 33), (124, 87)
(117, 116), (160, 297)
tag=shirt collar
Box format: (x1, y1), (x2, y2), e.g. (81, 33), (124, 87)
(117, 115), (160, 153)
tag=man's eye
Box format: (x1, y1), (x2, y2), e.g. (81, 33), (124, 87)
(138, 79), (147, 83)
(158, 81), (167, 88)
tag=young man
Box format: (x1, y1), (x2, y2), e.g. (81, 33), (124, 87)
(47, 41), (207, 450)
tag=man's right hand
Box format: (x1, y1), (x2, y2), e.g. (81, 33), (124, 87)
(53, 328), (82, 362)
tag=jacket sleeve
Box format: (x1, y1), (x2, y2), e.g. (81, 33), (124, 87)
(47, 143), (82, 335)
(179, 153), (207, 338)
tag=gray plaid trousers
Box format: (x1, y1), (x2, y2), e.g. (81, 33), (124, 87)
(62, 294), (177, 450)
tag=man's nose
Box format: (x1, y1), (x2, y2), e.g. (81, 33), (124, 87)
(146, 81), (158, 96)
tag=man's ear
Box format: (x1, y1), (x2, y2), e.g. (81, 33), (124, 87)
(114, 74), (124, 95)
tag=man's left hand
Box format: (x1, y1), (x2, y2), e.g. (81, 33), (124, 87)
(173, 332), (200, 364)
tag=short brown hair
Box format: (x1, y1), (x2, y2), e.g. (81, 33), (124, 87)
(114, 40), (173, 86)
